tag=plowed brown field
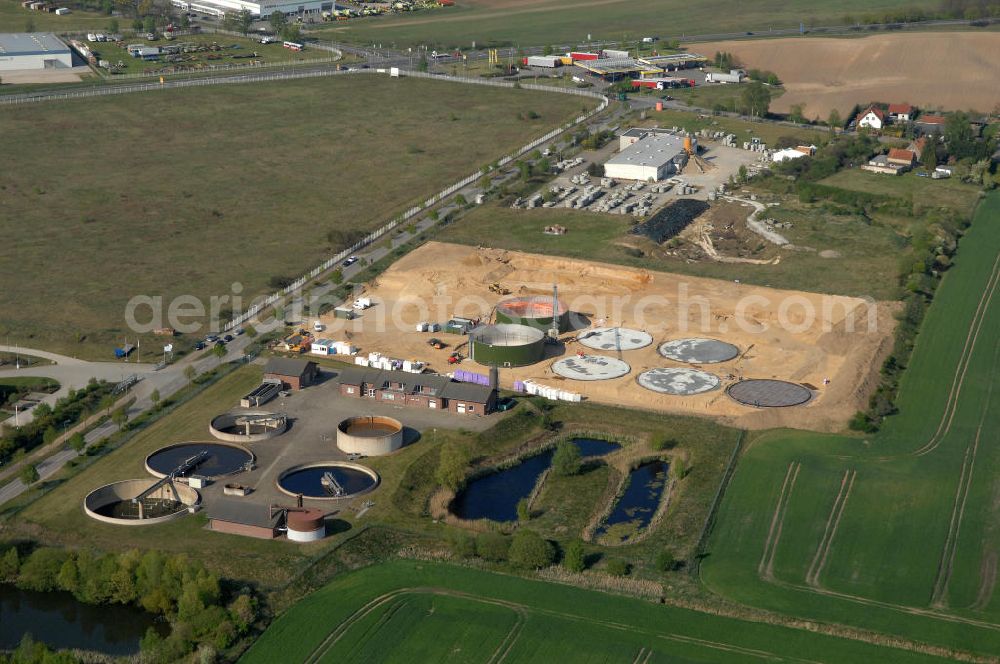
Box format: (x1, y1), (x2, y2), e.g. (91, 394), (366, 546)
(693, 32), (1000, 119)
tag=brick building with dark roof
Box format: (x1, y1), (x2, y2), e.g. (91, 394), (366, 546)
(264, 357), (320, 390)
(334, 367), (497, 415)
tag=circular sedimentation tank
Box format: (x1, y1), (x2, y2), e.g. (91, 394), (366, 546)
(578, 327), (653, 352)
(287, 508), (326, 542)
(276, 462), (379, 500)
(210, 410), (287, 442)
(495, 295), (570, 333)
(658, 338), (739, 364)
(727, 379), (813, 408)
(470, 323), (546, 368)
(85, 479), (200, 526)
(337, 416), (404, 456)
(145, 442), (254, 479)
(637, 368), (721, 395)
(552, 354), (631, 381)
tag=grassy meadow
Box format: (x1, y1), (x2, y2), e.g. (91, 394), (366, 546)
(0, 75), (586, 358)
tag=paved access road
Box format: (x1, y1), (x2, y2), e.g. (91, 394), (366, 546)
(0, 338), (249, 506)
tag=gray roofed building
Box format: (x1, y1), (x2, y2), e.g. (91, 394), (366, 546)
(334, 367), (496, 415)
(207, 499), (283, 539)
(263, 357), (319, 389)
(0, 33), (73, 71)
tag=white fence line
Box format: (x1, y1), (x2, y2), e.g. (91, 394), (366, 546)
(219, 70), (608, 331)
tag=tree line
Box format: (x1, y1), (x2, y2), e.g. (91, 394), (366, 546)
(0, 545), (257, 663)
(0, 379), (116, 466)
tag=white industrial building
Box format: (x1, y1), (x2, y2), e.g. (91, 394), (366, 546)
(172, 0), (333, 17)
(604, 132), (690, 182)
(0, 33), (72, 71)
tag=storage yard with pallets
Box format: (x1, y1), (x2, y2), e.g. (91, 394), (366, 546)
(0, 74), (585, 358)
(316, 241), (896, 432)
(692, 31), (1000, 118)
(75, 33), (336, 76)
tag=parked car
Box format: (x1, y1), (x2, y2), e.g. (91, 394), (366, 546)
(342, 255), (359, 267)
(194, 341), (206, 351)
(223, 334), (234, 342)
(205, 335), (219, 343)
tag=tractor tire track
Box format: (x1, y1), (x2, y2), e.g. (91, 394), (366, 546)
(806, 469), (856, 588)
(759, 462), (801, 581)
(908, 249), (1000, 458)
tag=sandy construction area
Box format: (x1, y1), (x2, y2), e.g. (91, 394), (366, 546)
(318, 242), (895, 432)
(0, 66), (91, 84)
(692, 32), (1000, 118)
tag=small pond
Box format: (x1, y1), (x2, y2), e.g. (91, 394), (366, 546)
(0, 584), (166, 655)
(595, 460), (670, 543)
(451, 438), (620, 522)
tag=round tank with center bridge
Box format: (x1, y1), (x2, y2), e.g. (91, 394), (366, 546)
(210, 410), (287, 442)
(85, 479), (200, 526)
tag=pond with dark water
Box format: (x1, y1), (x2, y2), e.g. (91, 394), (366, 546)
(595, 460), (669, 542)
(0, 584), (165, 655)
(451, 438), (620, 522)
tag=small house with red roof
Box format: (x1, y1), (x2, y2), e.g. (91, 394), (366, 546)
(887, 148), (916, 167)
(888, 103), (914, 122)
(856, 106), (885, 130)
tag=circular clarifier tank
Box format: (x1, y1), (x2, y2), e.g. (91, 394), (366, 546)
(209, 410), (287, 442)
(85, 479), (200, 526)
(145, 442), (254, 479)
(727, 379), (813, 408)
(552, 354), (631, 381)
(276, 463), (379, 500)
(637, 368), (721, 395)
(577, 327), (653, 352)
(337, 416), (404, 456)
(658, 338), (739, 364)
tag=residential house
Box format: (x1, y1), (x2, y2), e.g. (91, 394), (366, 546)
(915, 114), (946, 135)
(907, 137), (928, 160)
(888, 103), (914, 122)
(856, 106), (885, 130)
(886, 148), (917, 168)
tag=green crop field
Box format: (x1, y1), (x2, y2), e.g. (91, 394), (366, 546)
(243, 560), (954, 663)
(0, 75), (586, 359)
(700, 192), (1000, 658)
(314, 0), (932, 49)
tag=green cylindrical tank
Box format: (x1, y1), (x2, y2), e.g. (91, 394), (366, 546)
(495, 296), (570, 333)
(470, 324), (546, 368)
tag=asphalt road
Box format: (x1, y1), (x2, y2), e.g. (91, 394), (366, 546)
(0, 336), (251, 506)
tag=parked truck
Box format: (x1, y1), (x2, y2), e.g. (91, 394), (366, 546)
(524, 55), (561, 68)
(705, 69), (744, 84)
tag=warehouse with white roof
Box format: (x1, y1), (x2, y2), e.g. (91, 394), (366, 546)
(603, 132), (690, 182)
(0, 33), (72, 71)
